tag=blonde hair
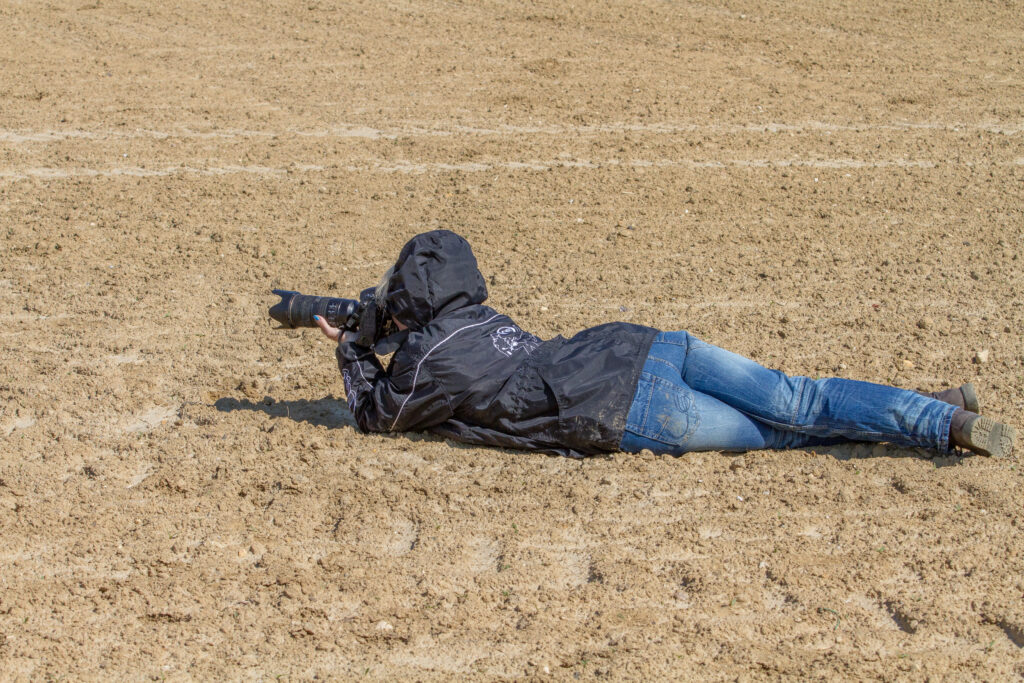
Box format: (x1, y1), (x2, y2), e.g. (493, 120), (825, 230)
(375, 265), (394, 309)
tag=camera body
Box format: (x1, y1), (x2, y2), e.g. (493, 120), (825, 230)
(269, 288), (394, 348)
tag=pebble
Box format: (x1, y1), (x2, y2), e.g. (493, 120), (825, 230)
(375, 621), (393, 631)
(974, 349), (990, 364)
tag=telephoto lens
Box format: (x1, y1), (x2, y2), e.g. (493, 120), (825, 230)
(269, 289), (360, 329)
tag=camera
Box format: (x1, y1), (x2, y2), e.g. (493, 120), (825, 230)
(269, 288), (363, 330)
(269, 288), (394, 347)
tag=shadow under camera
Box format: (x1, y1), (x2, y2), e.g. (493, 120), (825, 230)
(214, 395), (357, 430)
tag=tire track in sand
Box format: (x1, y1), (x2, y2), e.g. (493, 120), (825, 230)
(5, 156), (1020, 182)
(1, 120), (1021, 144)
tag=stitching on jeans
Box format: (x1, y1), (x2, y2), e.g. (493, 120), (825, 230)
(635, 373), (696, 443)
(640, 377), (653, 427)
(737, 410), (893, 441)
(654, 330), (689, 347)
(627, 374), (653, 432)
(790, 377), (807, 426)
(671, 383), (698, 444)
(646, 356), (680, 373)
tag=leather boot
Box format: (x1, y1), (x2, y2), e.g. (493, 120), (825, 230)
(920, 383), (980, 413)
(949, 409), (1015, 458)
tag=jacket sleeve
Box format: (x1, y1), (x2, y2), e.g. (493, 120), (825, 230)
(336, 340), (454, 434)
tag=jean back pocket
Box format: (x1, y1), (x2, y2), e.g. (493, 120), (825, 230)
(624, 372), (697, 446)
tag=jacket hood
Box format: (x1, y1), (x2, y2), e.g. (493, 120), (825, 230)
(385, 230), (488, 330)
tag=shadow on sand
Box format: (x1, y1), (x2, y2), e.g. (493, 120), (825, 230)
(214, 395), (358, 430)
(214, 395), (960, 466)
(797, 443), (960, 467)
(213, 395), (462, 449)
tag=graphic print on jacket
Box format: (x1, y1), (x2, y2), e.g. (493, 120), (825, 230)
(336, 230), (658, 457)
(490, 324), (540, 357)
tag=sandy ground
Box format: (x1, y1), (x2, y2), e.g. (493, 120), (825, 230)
(2, 0), (1023, 679)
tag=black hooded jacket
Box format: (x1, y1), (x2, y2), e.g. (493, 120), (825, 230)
(336, 230), (658, 458)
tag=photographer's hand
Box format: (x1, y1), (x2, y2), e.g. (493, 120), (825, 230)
(314, 315), (357, 344)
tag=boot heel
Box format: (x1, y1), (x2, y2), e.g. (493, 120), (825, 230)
(966, 416), (1015, 458)
(960, 383), (980, 414)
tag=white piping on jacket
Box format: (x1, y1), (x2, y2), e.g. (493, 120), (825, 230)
(389, 314), (502, 431)
(355, 360), (371, 386)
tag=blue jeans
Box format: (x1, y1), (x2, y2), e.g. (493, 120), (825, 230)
(619, 331), (956, 455)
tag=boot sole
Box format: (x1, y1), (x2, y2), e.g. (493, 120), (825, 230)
(960, 383), (980, 414)
(966, 416), (1015, 458)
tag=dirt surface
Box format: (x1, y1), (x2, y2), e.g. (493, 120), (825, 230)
(2, 0), (1023, 679)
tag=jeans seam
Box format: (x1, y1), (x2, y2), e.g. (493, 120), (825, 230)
(790, 378), (808, 426)
(653, 331), (688, 347)
(746, 414), (893, 440)
(646, 356), (680, 374)
(627, 376), (654, 434)
(741, 408), (927, 444)
(938, 404), (954, 453)
(641, 381), (653, 428)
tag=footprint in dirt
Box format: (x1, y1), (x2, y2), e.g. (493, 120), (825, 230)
(125, 405), (177, 433)
(334, 514), (418, 558)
